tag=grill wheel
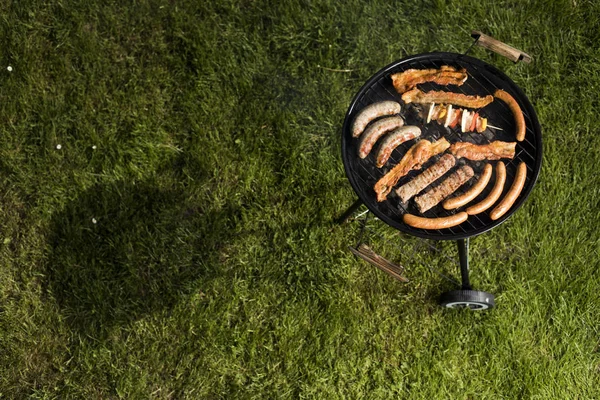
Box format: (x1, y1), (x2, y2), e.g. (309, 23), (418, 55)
(439, 290), (495, 310)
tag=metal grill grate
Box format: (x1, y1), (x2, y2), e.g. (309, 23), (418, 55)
(341, 52), (542, 240)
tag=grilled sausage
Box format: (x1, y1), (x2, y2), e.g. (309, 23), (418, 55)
(403, 212), (468, 230)
(395, 154), (456, 202)
(466, 162), (506, 215)
(443, 163), (493, 210)
(375, 125), (421, 167)
(352, 101), (401, 138)
(414, 165), (474, 213)
(494, 89), (526, 141)
(490, 162), (527, 220)
(358, 116), (404, 158)
(374, 138), (450, 202)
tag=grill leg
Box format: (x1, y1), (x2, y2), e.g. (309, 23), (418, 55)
(457, 238), (471, 290)
(335, 198), (363, 224)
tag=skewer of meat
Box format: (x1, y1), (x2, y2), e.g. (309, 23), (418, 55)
(374, 138), (450, 202)
(414, 165), (474, 213)
(402, 88), (494, 109)
(395, 154), (456, 202)
(375, 126), (421, 167)
(449, 141), (516, 161)
(352, 101), (401, 138)
(391, 66), (468, 94)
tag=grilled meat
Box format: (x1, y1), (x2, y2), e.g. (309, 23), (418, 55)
(414, 165), (474, 213)
(449, 141), (516, 161)
(402, 88), (494, 109)
(374, 138), (450, 202)
(395, 153), (456, 202)
(391, 66), (468, 94)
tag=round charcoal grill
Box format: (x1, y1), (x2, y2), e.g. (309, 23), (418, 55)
(341, 52), (542, 241)
(340, 42), (542, 310)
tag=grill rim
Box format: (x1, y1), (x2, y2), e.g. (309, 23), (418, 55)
(341, 51), (542, 241)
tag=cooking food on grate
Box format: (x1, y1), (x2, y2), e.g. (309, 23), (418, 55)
(490, 161), (527, 220)
(450, 141), (516, 160)
(391, 66), (468, 94)
(494, 89), (526, 142)
(352, 101), (402, 138)
(402, 88), (494, 109)
(374, 138), (450, 202)
(358, 116), (404, 158)
(375, 126), (421, 167)
(403, 212), (468, 230)
(425, 103), (488, 133)
(414, 165), (474, 213)
(443, 163), (493, 210)
(466, 162), (506, 215)
(395, 154), (456, 202)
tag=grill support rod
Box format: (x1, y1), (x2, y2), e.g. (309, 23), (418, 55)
(457, 238), (471, 290)
(336, 198), (363, 224)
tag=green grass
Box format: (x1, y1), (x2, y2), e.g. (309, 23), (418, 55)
(1, 0), (600, 398)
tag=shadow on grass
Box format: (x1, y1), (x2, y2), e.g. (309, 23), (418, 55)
(44, 172), (233, 339)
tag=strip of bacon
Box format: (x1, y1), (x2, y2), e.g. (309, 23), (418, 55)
(402, 88), (494, 109)
(449, 141), (516, 161)
(374, 138), (450, 202)
(391, 66), (468, 94)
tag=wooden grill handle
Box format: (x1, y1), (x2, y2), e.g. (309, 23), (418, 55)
(471, 30), (532, 64)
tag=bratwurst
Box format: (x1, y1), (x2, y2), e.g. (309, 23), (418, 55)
(374, 138), (450, 202)
(414, 165), (474, 213)
(358, 116), (404, 159)
(403, 212), (468, 230)
(375, 126), (421, 167)
(395, 154), (456, 202)
(352, 101), (401, 138)
(443, 163), (493, 210)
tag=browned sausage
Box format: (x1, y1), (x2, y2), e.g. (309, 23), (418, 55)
(375, 125), (421, 167)
(352, 101), (401, 138)
(466, 162), (506, 215)
(358, 116), (404, 158)
(403, 212), (468, 230)
(490, 162), (527, 220)
(494, 89), (526, 142)
(443, 163), (493, 210)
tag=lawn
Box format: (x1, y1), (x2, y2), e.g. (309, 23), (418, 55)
(1, 0), (599, 398)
